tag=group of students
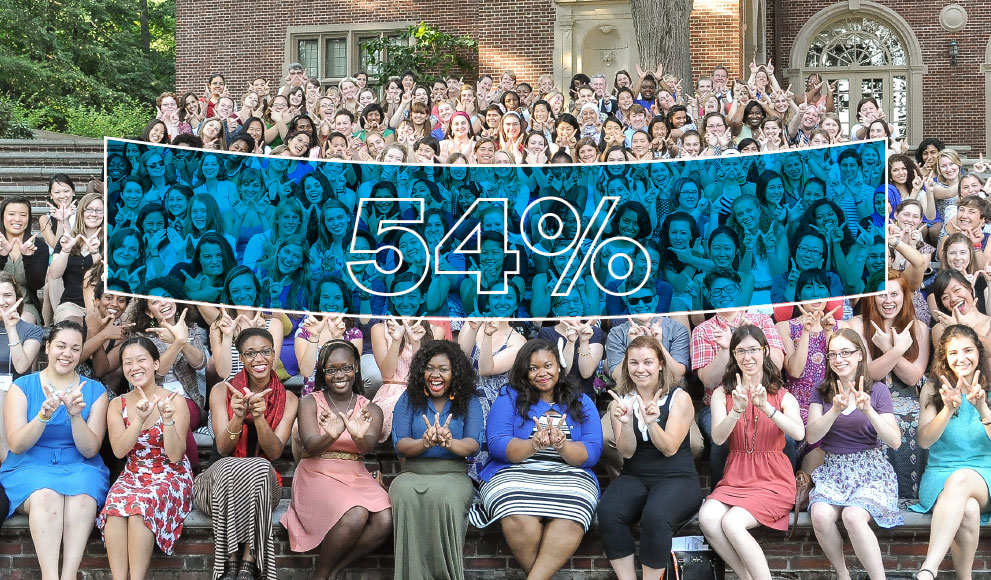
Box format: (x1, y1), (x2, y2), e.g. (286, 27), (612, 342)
(0, 60), (989, 580)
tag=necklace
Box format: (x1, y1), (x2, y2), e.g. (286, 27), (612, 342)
(328, 392), (355, 416)
(743, 402), (759, 455)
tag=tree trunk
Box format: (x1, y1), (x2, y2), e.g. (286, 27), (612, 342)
(139, 0), (151, 53)
(629, 0), (694, 86)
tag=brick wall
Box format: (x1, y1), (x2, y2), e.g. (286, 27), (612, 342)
(175, 0), (740, 99)
(768, 0), (989, 151)
(691, 0), (744, 83)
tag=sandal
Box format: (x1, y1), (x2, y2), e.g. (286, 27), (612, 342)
(235, 561), (260, 580)
(917, 568), (936, 580)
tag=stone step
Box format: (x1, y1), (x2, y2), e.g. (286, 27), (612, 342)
(0, 150), (105, 166)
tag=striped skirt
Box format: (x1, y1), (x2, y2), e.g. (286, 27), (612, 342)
(468, 454), (599, 531)
(193, 457), (282, 580)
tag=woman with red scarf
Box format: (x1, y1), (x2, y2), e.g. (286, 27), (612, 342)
(193, 327), (299, 580)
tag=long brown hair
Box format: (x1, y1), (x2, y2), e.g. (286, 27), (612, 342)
(721, 324), (783, 394)
(928, 324), (991, 412)
(817, 328), (871, 401)
(617, 336), (676, 397)
(861, 271), (919, 363)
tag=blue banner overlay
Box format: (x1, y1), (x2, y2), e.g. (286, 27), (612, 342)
(105, 138), (885, 320)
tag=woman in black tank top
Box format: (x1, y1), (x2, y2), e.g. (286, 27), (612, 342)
(597, 335), (704, 580)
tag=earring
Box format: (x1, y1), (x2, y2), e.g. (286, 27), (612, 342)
(449, 392), (456, 400)
(424, 388), (430, 397)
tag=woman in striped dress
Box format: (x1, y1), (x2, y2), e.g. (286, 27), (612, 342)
(193, 328), (298, 580)
(469, 339), (602, 580)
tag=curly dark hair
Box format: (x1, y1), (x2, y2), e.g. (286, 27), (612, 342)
(131, 276), (189, 333)
(721, 324), (783, 394)
(509, 339), (587, 423)
(405, 340), (478, 418)
(929, 324), (991, 413)
(313, 340), (363, 395)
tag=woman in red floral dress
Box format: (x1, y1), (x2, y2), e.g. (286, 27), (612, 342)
(99, 330), (194, 580)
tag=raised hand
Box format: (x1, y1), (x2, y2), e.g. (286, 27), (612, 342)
(1, 297), (22, 328)
(531, 416), (552, 450)
(421, 414), (439, 447)
(148, 308), (190, 344)
(386, 319), (405, 341)
(158, 391), (179, 422)
(248, 388), (273, 418)
(831, 380), (851, 411)
(939, 374), (963, 411)
(433, 413), (454, 448)
(39, 383), (62, 421)
(342, 406), (374, 441)
(59, 381), (88, 418)
(870, 320), (894, 351)
(852, 376), (871, 413)
(134, 385), (160, 421)
(751, 383), (768, 411)
(627, 319), (648, 340)
(548, 414), (568, 449)
(637, 390), (664, 425)
(731, 374), (749, 414)
(406, 320), (428, 343)
(319, 407), (347, 439)
(964, 370), (987, 408)
(225, 382), (248, 418)
(607, 390), (632, 424)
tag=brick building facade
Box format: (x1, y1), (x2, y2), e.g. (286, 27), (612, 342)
(174, 1), (987, 150)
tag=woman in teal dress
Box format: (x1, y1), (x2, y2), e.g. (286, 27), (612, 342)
(911, 324), (991, 580)
(0, 321), (110, 580)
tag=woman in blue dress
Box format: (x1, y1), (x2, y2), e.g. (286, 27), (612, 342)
(912, 324), (991, 580)
(1, 320), (110, 580)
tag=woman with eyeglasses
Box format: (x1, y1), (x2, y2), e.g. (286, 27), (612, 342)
(194, 327), (299, 580)
(699, 325), (805, 580)
(281, 340), (390, 580)
(804, 329), (902, 580)
(49, 192), (105, 325)
(390, 340), (483, 580)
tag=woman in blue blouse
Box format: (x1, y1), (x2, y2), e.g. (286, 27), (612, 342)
(469, 339), (602, 580)
(1, 321), (110, 580)
(390, 340), (483, 580)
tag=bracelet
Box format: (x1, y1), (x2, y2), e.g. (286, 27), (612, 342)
(577, 349), (592, 357)
(163, 420), (175, 427)
(306, 337), (319, 344)
(728, 411), (742, 420)
(767, 407), (778, 419)
(982, 417), (991, 426)
(8, 341), (20, 348)
(226, 422), (243, 440)
(38, 411), (52, 424)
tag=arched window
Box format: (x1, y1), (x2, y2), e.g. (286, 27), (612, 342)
(803, 17), (909, 138)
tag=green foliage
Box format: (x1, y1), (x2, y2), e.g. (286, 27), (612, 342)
(0, 97), (33, 139)
(64, 100), (154, 139)
(360, 22), (477, 85)
(0, 0), (175, 135)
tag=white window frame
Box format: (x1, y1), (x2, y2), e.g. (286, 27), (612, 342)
(285, 23), (414, 86)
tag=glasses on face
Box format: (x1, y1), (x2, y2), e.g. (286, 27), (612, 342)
(84, 208), (104, 216)
(242, 348), (274, 360)
(146, 161), (164, 169)
(627, 295), (654, 306)
(710, 285), (740, 298)
(733, 346), (764, 358)
(324, 365), (356, 375)
(796, 245), (823, 258)
(826, 349), (859, 360)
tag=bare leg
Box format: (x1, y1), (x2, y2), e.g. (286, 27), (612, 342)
(720, 507), (771, 580)
(919, 469), (991, 576)
(314, 506), (371, 580)
(842, 507), (885, 580)
(60, 494), (98, 580)
(801, 447), (825, 474)
(126, 516), (157, 580)
(527, 518), (584, 580)
(103, 516), (130, 580)
(698, 499), (750, 580)
(810, 503), (850, 580)
(949, 497), (982, 580)
(23, 489), (64, 580)
(329, 509), (392, 577)
(607, 555), (637, 580)
(641, 564), (665, 580)
(500, 515), (543, 574)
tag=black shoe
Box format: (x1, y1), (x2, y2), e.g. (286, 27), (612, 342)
(218, 560), (239, 580)
(235, 560), (261, 580)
